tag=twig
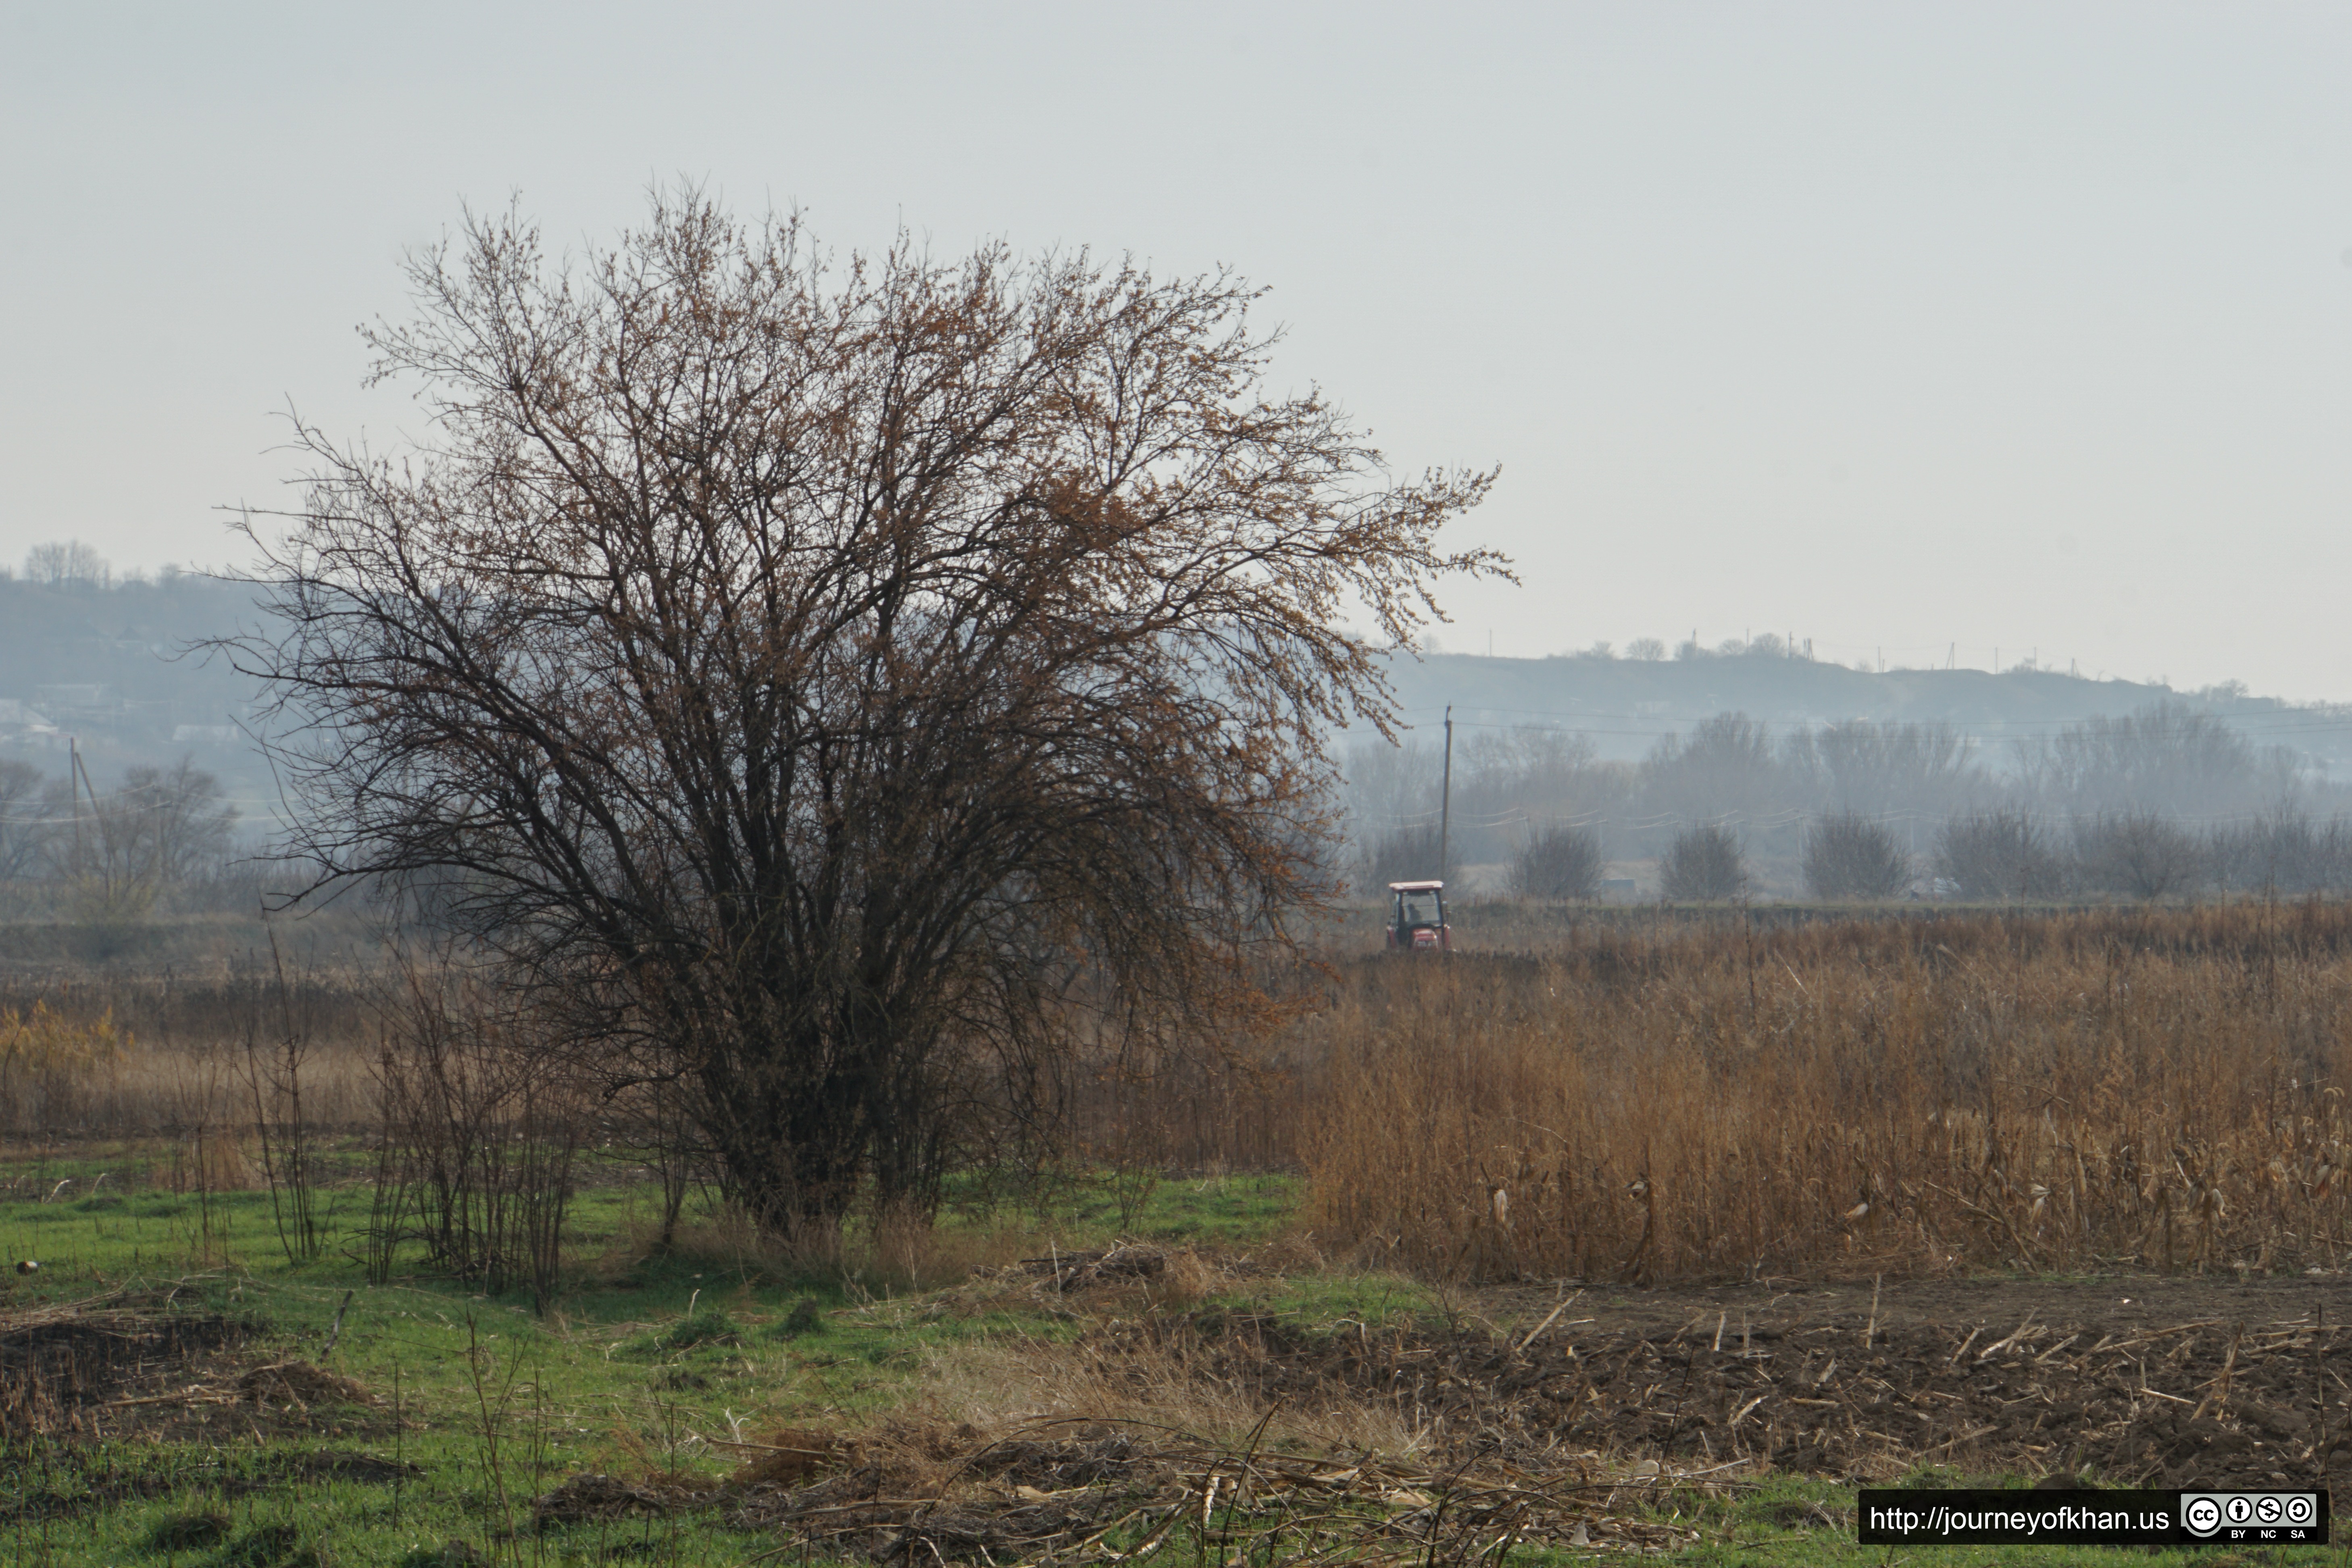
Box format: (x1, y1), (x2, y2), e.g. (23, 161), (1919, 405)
(2190, 1323), (2242, 1423)
(1513, 1293), (1585, 1356)
(320, 1289), (354, 1360)
(1976, 1311), (2039, 1362)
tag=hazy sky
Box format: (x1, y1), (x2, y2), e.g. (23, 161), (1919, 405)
(5, 4), (2348, 697)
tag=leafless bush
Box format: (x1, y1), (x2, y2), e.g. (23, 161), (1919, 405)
(2074, 811), (2207, 900)
(1938, 808), (2071, 899)
(1802, 812), (1910, 899)
(239, 935), (329, 1265)
(1659, 825), (1743, 901)
(2208, 810), (2352, 895)
(368, 955), (584, 1310)
(1506, 826), (1602, 901)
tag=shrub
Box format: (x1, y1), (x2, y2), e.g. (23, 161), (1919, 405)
(1659, 825), (1743, 900)
(2208, 811), (2352, 895)
(1802, 812), (1910, 899)
(2074, 812), (2205, 900)
(631, 1308), (742, 1357)
(1938, 808), (2069, 899)
(1506, 826), (1602, 901)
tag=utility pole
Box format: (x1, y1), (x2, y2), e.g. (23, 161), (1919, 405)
(71, 736), (103, 894)
(1438, 704), (1453, 884)
(69, 736), (83, 875)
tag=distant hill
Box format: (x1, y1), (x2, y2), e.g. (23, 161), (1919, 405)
(1381, 651), (2352, 776)
(4, 570), (2350, 835)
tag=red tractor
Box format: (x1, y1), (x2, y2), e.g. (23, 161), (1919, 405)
(1385, 880), (1451, 952)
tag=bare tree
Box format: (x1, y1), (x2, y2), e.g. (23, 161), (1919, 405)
(1642, 714), (1783, 827)
(1786, 719), (1977, 818)
(1450, 725), (1626, 864)
(2015, 701), (2293, 819)
(1938, 808), (2069, 899)
(2208, 809), (2352, 895)
(1363, 824), (1448, 889)
(1338, 737), (1442, 859)
(0, 763), (46, 881)
(1507, 824), (1602, 901)
(2073, 812), (2205, 900)
(117, 759), (240, 885)
(22, 541), (110, 589)
(37, 757), (237, 915)
(1802, 812), (1910, 900)
(1660, 824), (1744, 900)
(230, 191), (1501, 1235)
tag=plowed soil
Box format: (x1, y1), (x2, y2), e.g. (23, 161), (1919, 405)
(724, 1272), (2352, 1564)
(1394, 1272), (2352, 1490)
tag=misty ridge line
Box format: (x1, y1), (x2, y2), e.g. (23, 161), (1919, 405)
(7, 537), (2352, 903)
(1452, 624), (2227, 687)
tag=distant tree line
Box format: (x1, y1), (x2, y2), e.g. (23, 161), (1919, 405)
(1348, 700), (2352, 901)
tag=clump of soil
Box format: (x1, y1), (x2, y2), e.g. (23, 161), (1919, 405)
(732, 1427), (850, 1487)
(237, 1360), (374, 1408)
(0, 1290), (251, 1436)
(533, 1472), (678, 1526)
(145, 1512), (232, 1551)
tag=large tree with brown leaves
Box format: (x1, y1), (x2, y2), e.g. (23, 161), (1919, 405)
(234, 192), (1501, 1232)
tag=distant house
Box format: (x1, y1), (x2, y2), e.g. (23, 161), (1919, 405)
(33, 684), (115, 728)
(0, 700), (58, 740)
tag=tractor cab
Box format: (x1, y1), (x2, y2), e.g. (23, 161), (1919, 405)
(1385, 880), (1451, 952)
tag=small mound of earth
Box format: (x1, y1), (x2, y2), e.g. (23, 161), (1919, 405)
(1012, 1245), (1171, 1292)
(534, 1472), (680, 1526)
(732, 1428), (849, 1487)
(238, 1360), (372, 1407)
(0, 1293), (251, 1436)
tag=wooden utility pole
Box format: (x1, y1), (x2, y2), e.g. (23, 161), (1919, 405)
(1438, 704), (1453, 883)
(69, 737), (85, 876)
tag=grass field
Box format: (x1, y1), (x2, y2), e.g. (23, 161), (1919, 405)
(6, 904), (2352, 1565)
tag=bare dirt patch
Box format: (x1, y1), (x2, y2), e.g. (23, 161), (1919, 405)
(0, 1289), (252, 1437)
(0, 1287), (390, 1448)
(1454, 1272), (2352, 1491)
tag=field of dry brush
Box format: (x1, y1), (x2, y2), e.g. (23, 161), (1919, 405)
(1299, 903), (2352, 1287)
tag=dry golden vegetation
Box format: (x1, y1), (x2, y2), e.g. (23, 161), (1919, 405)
(1302, 903), (2352, 1284)
(0, 969), (376, 1159)
(12, 905), (2352, 1300)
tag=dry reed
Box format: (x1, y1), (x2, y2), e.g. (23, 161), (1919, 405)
(1302, 903), (2352, 1282)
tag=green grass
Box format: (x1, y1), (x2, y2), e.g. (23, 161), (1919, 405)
(0, 1148), (1333, 1564)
